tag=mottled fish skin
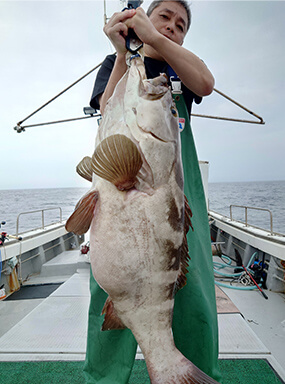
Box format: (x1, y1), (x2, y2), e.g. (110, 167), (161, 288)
(68, 55), (220, 384)
(91, 57), (185, 360)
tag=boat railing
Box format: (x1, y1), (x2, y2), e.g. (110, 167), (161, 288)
(16, 207), (63, 236)
(229, 205), (273, 235)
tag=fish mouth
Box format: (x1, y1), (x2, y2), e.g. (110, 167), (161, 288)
(142, 93), (165, 100)
(142, 74), (168, 99)
(148, 131), (168, 143)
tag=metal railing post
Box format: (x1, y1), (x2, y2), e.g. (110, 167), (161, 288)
(15, 207), (64, 236)
(269, 211), (273, 235)
(16, 216), (20, 237)
(229, 205), (274, 234)
(230, 205), (233, 221)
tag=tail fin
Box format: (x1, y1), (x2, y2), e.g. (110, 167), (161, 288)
(147, 351), (220, 384)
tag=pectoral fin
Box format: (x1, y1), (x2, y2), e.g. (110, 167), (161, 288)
(65, 190), (98, 235)
(91, 134), (142, 191)
(76, 156), (93, 182)
(101, 297), (126, 331)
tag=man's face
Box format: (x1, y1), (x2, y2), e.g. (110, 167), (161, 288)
(148, 1), (188, 46)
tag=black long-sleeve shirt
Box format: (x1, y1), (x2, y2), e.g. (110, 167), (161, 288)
(90, 54), (202, 117)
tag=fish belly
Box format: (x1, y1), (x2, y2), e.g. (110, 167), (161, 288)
(90, 177), (181, 368)
(90, 178), (183, 305)
(89, 181), (219, 384)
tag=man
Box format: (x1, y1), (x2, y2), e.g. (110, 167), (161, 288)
(98, 1), (214, 114)
(84, 1), (222, 383)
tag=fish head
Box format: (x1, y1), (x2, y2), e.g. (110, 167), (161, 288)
(124, 56), (182, 189)
(90, 55), (182, 192)
(126, 56), (180, 144)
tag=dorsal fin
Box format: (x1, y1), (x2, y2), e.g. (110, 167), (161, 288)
(65, 190), (98, 235)
(101, 296), (126, 331)
(175, 195), (193, 293)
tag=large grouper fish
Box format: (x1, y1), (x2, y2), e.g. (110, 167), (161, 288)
(66, 54), (219, 384)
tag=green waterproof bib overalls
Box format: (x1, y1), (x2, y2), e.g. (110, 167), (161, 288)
(83, 82), (222, 384)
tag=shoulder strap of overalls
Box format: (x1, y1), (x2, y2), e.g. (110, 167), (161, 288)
(167, 65), (183, 95)
(167, 65), (189, 132)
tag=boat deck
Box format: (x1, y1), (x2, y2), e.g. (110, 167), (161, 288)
(0, 250), (284, 381)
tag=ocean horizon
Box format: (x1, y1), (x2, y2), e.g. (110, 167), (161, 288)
(1, 178), (285, 191)
(0, 180), (284, 236)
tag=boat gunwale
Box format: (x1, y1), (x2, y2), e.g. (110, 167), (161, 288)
(209, 209), (285, 244)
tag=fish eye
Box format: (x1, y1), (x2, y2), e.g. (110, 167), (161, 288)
(171, 108), (178, 117)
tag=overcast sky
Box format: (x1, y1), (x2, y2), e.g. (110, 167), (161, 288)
(1, 0), (284, 189)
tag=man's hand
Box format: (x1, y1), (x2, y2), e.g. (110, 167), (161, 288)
(103, 8), (136, 55)
(124, 7), (160, 47)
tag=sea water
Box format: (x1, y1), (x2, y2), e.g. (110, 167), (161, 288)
(0, 188), (88, 236)
(208, 180), (285, 234)
(0, 181), (284, 236)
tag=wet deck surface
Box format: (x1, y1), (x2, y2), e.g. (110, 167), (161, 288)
(215, 286), (239, 314)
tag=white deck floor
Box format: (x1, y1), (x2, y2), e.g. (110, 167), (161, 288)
(0, 251), (284, 381)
